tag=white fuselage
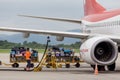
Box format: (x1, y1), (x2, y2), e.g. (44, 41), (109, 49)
(83, 15), (120, 36)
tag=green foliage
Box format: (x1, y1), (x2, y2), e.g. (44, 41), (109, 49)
(0, 40), (81, 50)
(0, 49), (11, 53)
(0, 40), (21, 49)
(0, 49), (80, 53)
(55, 41), (82, 49)
(22, 41), (46, 49)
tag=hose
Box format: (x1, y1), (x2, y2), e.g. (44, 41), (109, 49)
(32, 36), (50, 71)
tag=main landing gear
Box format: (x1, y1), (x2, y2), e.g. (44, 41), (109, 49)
(107, 63), (116, 71)
(91, 62), (116, 71)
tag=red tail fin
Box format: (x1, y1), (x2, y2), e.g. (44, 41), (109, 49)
(84, 0), (106, 16)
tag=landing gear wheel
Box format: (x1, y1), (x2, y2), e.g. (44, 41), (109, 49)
(107, 63), (116, 71)
(12, 63), (19, 68)
(91, 65), (105, 71)
(75, 63), (80, 68)
(98, 65), (105, 71)
(91, 65), (95, 70)
(65, 63), (70, 68)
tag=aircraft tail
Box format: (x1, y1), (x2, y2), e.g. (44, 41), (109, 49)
(84, 0), (106, 16)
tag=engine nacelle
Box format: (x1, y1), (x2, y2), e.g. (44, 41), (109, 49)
(23, 33), (30, 38)
(80, 37), (118, 65)
(56, 36), (64, 41)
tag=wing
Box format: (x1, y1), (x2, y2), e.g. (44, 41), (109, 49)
(0, 27), (120, 43)
(18, 15), (81, 24)
(0, 27), (89, 39)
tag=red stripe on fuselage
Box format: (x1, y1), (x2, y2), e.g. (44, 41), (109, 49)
(83, 9), (120, 22)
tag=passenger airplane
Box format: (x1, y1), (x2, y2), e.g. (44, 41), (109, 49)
(0, 0), (120, 71)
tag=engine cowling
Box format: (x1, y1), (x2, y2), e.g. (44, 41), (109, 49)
(80, 37), (118, 65)
(56, 36), (64, 41)
(23, 33), (30, 38)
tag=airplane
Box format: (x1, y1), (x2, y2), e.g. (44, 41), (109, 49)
(0, 0), (120, 71)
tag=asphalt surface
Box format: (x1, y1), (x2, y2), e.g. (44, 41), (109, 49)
(0, 53), (120, 80)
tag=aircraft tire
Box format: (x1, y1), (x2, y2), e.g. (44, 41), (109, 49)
(91, 65), (105, 71)
(107, 62), (116, 71)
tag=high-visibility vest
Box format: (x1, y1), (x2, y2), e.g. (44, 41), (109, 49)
(25, 51), (31, 60)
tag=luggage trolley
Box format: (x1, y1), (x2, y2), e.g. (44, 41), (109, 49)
(45, 46), (81, 68)
(10, 47), (39, 68)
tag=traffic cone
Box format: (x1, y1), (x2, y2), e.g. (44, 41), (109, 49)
(94, 64), (98, 75)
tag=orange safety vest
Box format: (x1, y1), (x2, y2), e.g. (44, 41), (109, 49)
(25, 51), (31, 60)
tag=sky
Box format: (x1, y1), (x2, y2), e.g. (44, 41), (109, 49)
(0, 0), (120, 35)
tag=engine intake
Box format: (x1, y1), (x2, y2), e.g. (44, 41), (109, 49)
(80, 37), (118, 65)
(94, 42), (113, 62)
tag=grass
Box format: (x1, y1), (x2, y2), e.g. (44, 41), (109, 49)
(0, 49), (11, 53)
(0, 49), (80, 53)
(0, 49), (45, 53)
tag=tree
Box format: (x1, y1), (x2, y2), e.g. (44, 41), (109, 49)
(0, 40), (82, 49)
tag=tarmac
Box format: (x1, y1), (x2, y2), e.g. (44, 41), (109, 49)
(0, 53), (120, 80)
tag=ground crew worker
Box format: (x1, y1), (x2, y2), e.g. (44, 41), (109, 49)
(25, 48), (31, 70)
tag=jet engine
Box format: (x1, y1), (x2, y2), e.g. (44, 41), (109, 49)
(80, 37), (118, 65)
(23, 33), (30, 38)
(56, 36), (64, 41)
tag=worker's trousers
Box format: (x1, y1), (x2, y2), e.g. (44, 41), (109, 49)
(26, 60), (31, 68)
